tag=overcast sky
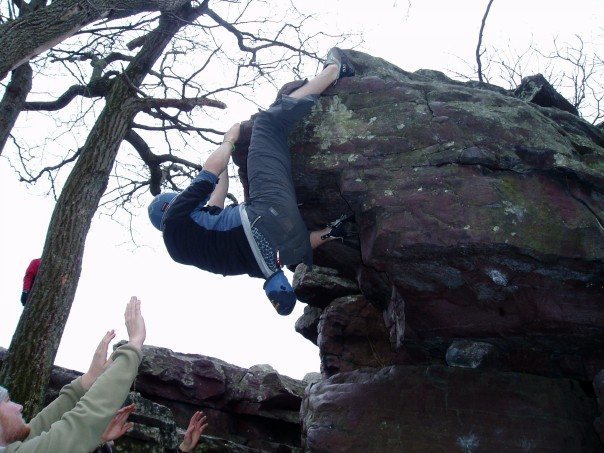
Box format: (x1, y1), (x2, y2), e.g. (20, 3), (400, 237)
(1, 0), (602, 380)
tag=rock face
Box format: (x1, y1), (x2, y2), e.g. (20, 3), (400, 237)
(234, 50), (604, 450)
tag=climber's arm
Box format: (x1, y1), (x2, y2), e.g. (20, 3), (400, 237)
(207, 168), (229, 209)
(202, 123), (239, 177)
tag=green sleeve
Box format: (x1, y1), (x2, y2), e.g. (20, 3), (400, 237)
(26, 377), (87, 437)
(6, 344), (142, 453)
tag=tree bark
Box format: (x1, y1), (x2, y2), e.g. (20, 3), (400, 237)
(0, 1), (208, 418)
(0, 64), (33, 155)
(0, 0), (191, 80)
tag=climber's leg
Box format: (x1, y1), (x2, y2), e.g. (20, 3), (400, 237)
(289, 47), (356, 100)
(243, 48), (357, 269)
(287, 64), (338, 100)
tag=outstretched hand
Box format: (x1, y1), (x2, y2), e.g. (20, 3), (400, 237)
(179, 411), (208, 452)
(81, 330), (116, 389)
(125, 296), (146, 351)
(101, 404), (136, 443)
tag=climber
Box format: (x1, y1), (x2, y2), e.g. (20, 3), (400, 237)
(148, 47), (356, 316)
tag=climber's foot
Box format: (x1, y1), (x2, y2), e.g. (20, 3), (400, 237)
(321, 213), (355, 241)
(323, 47), (355, 82)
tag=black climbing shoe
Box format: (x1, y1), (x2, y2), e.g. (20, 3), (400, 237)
(321, 213), (355, 240)
(324, 47), (355, 81)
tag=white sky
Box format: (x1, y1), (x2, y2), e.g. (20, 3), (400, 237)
(0, 0), (602, 380)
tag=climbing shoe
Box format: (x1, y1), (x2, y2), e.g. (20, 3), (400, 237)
(324, 47), (355, 81)
(321, 213), (356, 240)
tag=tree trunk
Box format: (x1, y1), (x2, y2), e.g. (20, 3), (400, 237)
(0, 2), (207, 418)
(0, 0), (191, 80)
(0, 64), (33, 155)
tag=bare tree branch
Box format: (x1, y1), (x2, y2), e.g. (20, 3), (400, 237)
(124, 128), (202, 194)
(0, 64), (32, 153)
(205, 6), (319, 63)
(4, 0), (340, 210)
(134, 96), (226, 111)
(23, 72), (117, 111)
(19, 147), (81, 184)
(0, 0), (193, 80)
(131, 121), (222, 134)
(476, 0), (495, 83)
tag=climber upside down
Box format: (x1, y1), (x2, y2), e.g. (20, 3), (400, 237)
(148, 48), (355, 316)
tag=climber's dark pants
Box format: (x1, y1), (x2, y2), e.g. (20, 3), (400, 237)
(244, 94), (318, 268)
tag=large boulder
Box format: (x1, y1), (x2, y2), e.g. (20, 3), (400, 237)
(233, 49), (604, 451)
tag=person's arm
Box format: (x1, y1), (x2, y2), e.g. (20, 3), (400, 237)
(207, 168), (229, 209)
(162, 123), (239, 226)
(13, 345), (142, 453)
(13, 297), (145, 453)
(26, 330), (116, 437)
(98, 403), (136, 444)
(202, 123), (239, 177)
(162, 170), (218, 225)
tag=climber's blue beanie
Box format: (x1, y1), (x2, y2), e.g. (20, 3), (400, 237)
(148, 192), (178, 231)
(263, 270), (296, 316)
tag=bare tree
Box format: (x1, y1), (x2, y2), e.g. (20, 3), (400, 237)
(0, 2), (214, 417)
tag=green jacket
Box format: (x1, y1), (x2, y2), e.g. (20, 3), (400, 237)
(4, 344), (142, 453)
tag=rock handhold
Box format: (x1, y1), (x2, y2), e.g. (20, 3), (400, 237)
(514, 73), (579, 115)
(295, 304), (323, 344)
(292, 264), (359, 308)
(445, 340), (496, 369)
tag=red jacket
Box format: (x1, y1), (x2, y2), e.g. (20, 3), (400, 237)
(23, 258), (41, 292)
